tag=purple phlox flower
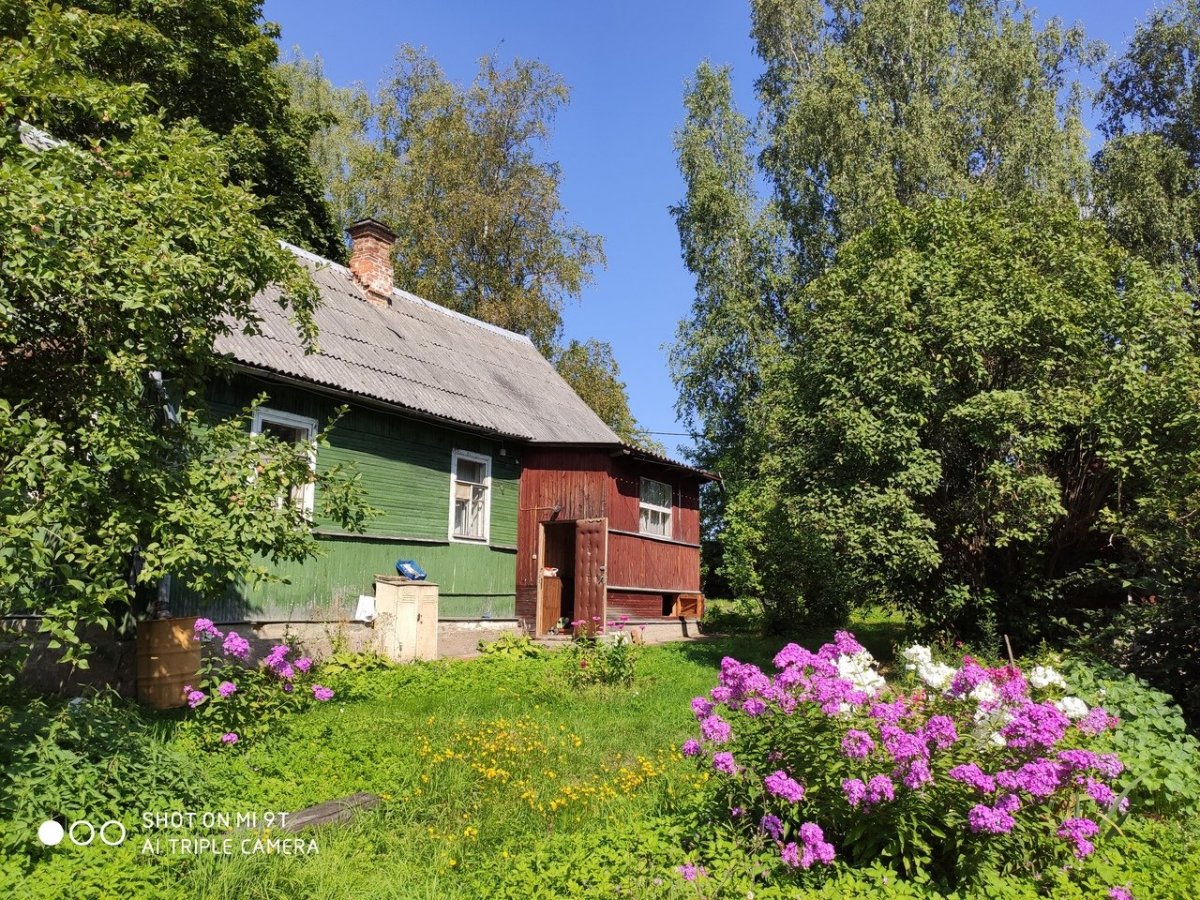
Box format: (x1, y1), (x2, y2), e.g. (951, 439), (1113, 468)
(1108, 886), (1133, 900)
(831, 630), (865, 657)
(194, 618), (223, 639)
(842, 777), (867, 808)
(1087, 778), (1116, 808)
(1118, 797), (1130, 814)
(880, 724), (928, 762)
(900, 757), (933, 790)
(995, 669), (1029, 704)
(222, 631), (251, 661)
(718, 657), (772, 701)
(995, 793), (1021, 814)
(760, 814), (783, 840)
(1000, 700), (1070, 750)
(1057, 749), (1099, 771)
(780, 842), (802, 868)
(730, 806), (744, 819)
(947, 656), (990, 698)
(921, 715), (958, 750)
(795, 822), (837, 868)
(764, 770), (805, 803)
(217, 681), (237, 698)
(700, 714), (732, 744)
(842, 729), (876, 759)
(277, 663), (295, 681)
(311, 684), (334, 702)
(968, 802), (1016, 834)
(264, 644), (290, 672)
(774, 643), (819, 671)
(1057, 817), (1099, 858)
(681, 738), (702, 757)
(711, 751), (738, 774)
(742, 698), (768, 717)
(1096, 753), (1124, 779)
(996, 758), (1064, 798)
(294, 656), (312, 673)
(948, 763), (996, 794)
(220, 732), (239, 745)
(709, 685), (733, 704)
(869, 698), (909, 725)
(677, 863), (707, 882)
(1078, 706), (1119, 735)
(691, 696), (714, 719)
(866, 774), (896, 804)
(282, 682), (294, 693)
(186, 689), (206, 709)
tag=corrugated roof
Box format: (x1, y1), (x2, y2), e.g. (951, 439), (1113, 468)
(215, 244), (622, 444)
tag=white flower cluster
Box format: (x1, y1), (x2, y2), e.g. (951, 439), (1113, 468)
(901, 644), (956, 691)
(1028, 665), (1067, 690)
(837, 651), (887, 697)
(1054, 696), (1090, 720)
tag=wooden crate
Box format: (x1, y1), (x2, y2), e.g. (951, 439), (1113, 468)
(671, 594), (704, 618)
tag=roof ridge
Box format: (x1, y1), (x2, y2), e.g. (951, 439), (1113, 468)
(278, 240), (538, 349)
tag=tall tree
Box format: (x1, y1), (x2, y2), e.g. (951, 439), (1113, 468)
(0, 0), (345, 260)
(673, 0), (1100, 614)
(0, 3), (372, 662)
(730, 192), (1200, 636)
(1095, 0), (1200, 291)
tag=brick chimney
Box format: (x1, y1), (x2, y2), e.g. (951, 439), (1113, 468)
(347, 218), (396, 305)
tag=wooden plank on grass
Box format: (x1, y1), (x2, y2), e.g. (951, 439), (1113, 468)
(283, 792), (381, 832)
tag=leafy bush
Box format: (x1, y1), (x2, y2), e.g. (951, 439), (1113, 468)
(0, 688), (207, 856)
(1054, 653), (1200, 814)
(478, 633), (545, 659)
(183, 619), (336, 748)
(561, 624), (640, 688)
(677, 632), (1137, 892)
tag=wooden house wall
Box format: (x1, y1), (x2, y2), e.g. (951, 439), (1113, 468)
(171, 374), (519, 621)
(517, 449), (705, 627)
(515, 449), (610, 623)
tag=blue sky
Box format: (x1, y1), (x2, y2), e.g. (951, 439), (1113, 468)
(263, 0), (1156, 457)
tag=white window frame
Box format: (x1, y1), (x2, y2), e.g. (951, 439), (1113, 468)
(250, 407), (318, 516)
(639, 477), (673, 538)
(448, 449), (492, 544)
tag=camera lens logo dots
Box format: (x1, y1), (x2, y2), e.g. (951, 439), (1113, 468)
(37, 818), (126, 846)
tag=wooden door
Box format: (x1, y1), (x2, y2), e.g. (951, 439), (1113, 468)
(574, 518), (608, 632)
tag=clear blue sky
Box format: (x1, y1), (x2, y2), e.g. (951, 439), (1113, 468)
(263, 0), (1156, 457)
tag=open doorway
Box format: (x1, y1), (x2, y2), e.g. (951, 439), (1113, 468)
(539, 521), (576, 634)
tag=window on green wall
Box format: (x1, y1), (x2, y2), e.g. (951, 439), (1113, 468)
(450, 449), (491, 542)
(250, 407), (318, 515)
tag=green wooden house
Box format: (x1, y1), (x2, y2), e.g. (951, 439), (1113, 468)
(171, 220), (622, 625)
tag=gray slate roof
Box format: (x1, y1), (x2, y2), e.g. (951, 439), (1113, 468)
(216, 244), (622, 444)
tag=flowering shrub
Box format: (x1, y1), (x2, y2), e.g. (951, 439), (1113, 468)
(679, 631), (1133, 891)
(562, 615), (640, 687)
(185, 618), (334, 748)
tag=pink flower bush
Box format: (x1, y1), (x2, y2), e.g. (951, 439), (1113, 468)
(186, 626), (333, 748)
(678, 632), (1132, 888)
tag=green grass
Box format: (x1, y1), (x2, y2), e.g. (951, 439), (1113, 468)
(8, 617), (1199, 899)
(6, 635), (795, 899)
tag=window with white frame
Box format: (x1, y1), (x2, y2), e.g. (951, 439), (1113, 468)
(250, 408), (318, 515)
(450, 449), (491, 542)
(639, 477), (672, 537)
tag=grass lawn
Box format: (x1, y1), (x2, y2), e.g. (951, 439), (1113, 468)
(7, 614), (1200, 899)
(6, 634), (796, 898)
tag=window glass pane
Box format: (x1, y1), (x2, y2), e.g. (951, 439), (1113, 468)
(641, 478), (671, 509)
(457, 459), (486, 484)
(261, 421), (308, 444)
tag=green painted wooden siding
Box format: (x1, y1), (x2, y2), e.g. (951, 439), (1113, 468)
(171, 375), (519, 620)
